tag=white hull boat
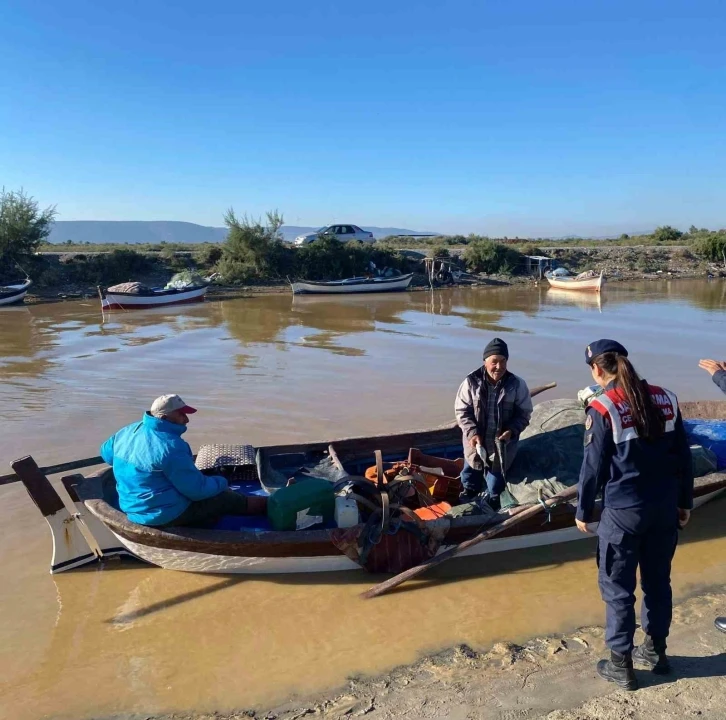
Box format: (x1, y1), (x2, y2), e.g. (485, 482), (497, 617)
(0, 279), (32, 306)
(100, 284), (208, 310)
(547, 270), (604, 293)
(291, 273), (414, 295)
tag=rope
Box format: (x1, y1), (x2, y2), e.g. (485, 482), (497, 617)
(537, 488), (553, 524)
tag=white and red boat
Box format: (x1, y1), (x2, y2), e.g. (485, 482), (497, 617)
(100, 283), (208, 311)
(546, 270), (604, 293)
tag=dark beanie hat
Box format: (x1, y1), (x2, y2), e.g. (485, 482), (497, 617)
(483, 337), (509, 361)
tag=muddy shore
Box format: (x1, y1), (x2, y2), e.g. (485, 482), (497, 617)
(17, 245), (725, 306)
(114, 590), (726, 720)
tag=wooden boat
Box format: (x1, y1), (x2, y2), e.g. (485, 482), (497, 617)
(547, 270), (604, 293)
(0, 279), (32, 306)
(7, 400), (726, 577)
(291, 273), (414, 295)
(100, 283), (208, 311)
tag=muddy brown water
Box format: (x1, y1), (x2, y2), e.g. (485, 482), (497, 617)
(1, 280), (725, 720)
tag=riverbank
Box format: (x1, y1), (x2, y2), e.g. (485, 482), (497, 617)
(130, 590), (726, 720)
(15, 245), (725, 306)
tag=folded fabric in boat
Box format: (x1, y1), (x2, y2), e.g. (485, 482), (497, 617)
(107, 281), (152, 294)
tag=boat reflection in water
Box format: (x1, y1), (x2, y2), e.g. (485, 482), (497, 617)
(543, 287), (604, 312)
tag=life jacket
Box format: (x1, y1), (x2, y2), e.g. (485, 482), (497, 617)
(589, 385), (678, 444)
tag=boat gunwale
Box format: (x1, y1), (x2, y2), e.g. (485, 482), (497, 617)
(0, 279), (33, 298)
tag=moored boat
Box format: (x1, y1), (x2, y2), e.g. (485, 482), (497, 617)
(547, 270), (604, 293)
(100, 283), (208, 311)
(7, 398), (726, 578)
(291, 273), (414, 295)
(0, 278), (32, 306)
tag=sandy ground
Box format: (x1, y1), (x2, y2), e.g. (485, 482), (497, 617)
(123, 590), (726, 720)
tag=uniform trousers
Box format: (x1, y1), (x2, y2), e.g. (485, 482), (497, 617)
(597, 507), (679, 654)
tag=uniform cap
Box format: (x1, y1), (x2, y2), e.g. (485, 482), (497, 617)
(585, 339), (628, 365)
(150, 394), (197, 418)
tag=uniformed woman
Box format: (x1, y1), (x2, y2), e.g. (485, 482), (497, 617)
(576, 339), (694, 691)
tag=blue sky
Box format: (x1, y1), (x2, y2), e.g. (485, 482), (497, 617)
(1, 0), (725, 236)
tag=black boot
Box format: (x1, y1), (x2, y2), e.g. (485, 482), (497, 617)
(596, 651), (638, 691)
(633, 635), (671, 674)
(716, 617), (726, 633)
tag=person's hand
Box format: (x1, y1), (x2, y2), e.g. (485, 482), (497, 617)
(678, 508), (691, 528)
(498, 430), (512, 443)
(575, 519), (591, 534)
(699, 359), (726, 376)
(469, 434), (482, 448)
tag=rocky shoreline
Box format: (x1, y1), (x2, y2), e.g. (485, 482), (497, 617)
(15, 245), (725, 307)
(115, 590), (726, 720)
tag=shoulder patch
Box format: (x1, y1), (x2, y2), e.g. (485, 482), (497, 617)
(585, 414), (593, 430)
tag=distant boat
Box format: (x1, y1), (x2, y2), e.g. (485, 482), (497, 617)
(291, 273), (414, 295)
(546, 270), (604, 293)
(100, 283), (208, 311)
(0, 279), (32, 307)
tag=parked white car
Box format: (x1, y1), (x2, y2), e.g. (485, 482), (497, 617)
(293, 224), (375, 246)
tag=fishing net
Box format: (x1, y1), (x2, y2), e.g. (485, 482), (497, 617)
(502, 400), (586, 506)
(503, 399), (718, 507)
(165, 270), (207, 290)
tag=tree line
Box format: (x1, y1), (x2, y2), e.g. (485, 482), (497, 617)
(2, 188), (725, 286)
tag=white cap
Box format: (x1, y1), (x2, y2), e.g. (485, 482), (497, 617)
(150, 394), (197, 418)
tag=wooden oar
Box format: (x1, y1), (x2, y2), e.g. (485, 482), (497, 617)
(360, 484), (579, 599)
(0, 456), (104, 486)
(0, 383), (559, 488)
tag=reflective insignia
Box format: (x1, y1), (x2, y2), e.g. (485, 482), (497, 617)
(587, 345), (592, 358)
(585, 414), (593, 430)
(585, 433), (593, 446)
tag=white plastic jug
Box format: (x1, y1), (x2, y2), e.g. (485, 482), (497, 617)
(334, 496), (360, 528)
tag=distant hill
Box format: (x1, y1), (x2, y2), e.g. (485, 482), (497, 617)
(47, 221), (436, 245)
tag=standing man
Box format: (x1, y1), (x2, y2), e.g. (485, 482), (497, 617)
(454, 337), (533, 508)
(699, 357), (726, 633)
(576, 340), (694, 691)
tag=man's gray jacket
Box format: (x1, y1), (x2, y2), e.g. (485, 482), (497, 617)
(454, 368), (533, 471)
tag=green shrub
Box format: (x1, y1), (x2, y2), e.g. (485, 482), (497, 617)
(62, 249), (156, 285)
(430, 245), (450, 258)
(193, 244), (223, 268)
(694, 232), (726, 262)
(0, 188), (57, 270)
(293, 236), (405, 281)
(652, 225), (684, 244)
(217, 210), (289, 283)
(463, 240), (523, 274)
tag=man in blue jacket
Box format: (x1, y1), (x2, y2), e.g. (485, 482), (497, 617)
(100, 394), (251, 528)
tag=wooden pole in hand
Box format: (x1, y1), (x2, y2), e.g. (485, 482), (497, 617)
(361, 484), (579, 599)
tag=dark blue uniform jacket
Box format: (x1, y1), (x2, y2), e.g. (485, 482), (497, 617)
(576, 382), (694, 529)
